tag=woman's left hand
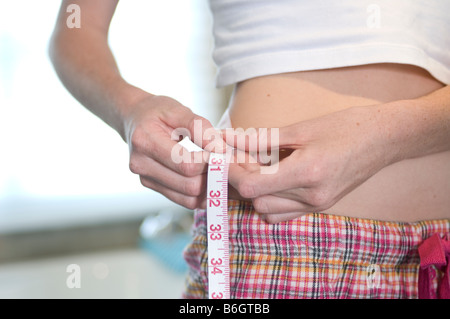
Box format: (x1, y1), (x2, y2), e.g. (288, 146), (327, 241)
(224, 105), (396, 223)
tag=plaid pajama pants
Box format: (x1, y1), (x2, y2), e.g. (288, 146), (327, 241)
(182, 200), (450, 299)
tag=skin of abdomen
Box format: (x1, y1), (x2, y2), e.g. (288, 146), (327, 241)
(227, 63), (450, 222)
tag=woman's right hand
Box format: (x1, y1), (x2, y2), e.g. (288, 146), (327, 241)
(50, 2), (222, 210)
(124, 94), (218, 210)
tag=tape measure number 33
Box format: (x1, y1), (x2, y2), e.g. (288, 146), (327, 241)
(206, 152), (230, 299)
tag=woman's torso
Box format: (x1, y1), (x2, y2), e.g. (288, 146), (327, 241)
(227, 63), (450, 222)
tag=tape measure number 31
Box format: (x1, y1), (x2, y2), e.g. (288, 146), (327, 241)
(206, 152), (230, 299)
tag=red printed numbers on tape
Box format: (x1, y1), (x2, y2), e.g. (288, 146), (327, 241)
(207, 152), (230, 299)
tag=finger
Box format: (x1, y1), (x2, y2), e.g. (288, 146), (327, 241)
(228, 185), (247, 201)
(228, 151), (262, 199)
(256, 179), (340, 211)
(230, 148), (261, 170)
(130, 153), (207, 196)
(161, 108), (227, 153)
(230, 154), (304, 198)
(140, 176), (205, 210)
(252, 195), (312, 224)
(221, 125), (300, 153)
(263, 212), (306, 224)
(136, 128), (209, 176)
(252, 194), (316, 215)
(255, 186), (315, 203)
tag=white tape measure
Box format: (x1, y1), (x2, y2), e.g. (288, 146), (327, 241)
(206, 152), (230, 299)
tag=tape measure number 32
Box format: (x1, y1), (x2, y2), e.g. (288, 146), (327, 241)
(206, 152), (230, 299)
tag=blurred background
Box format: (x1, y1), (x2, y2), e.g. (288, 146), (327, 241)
(0, 0), (229, 298)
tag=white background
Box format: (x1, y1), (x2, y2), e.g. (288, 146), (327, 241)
(0, 0), (224, 233)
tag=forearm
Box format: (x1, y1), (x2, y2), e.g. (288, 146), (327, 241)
(48, 10), (148, 140)
(367, 85), (450, 166)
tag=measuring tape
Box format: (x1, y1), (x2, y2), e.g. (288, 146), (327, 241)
(177, 137), (231, 299)
(206, 152), (230, 299)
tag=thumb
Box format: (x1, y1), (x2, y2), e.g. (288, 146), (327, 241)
(186, 115), (223, 152)
(168, 110), (226, 153)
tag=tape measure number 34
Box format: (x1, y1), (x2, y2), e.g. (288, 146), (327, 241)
(206, 152), (230, 299)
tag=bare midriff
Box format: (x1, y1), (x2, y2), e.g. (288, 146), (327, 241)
(228, 63), (450, 222)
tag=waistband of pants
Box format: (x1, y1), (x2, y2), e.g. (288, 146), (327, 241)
(193, 199), (450, 267)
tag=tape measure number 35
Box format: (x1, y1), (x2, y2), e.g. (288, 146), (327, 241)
(206, 152), (230, 299)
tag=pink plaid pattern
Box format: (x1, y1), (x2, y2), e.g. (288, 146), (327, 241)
(182, 200), (450, 299)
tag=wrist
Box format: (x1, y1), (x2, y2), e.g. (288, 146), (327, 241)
(110, 81), (153, 141)
(349, 101), (410, 170)
(356, 97), (443, 167)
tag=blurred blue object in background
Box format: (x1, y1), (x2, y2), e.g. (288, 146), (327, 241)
(139, 207), (193, 274)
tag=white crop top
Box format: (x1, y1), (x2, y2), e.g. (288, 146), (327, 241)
(208, 0), (450, 87)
